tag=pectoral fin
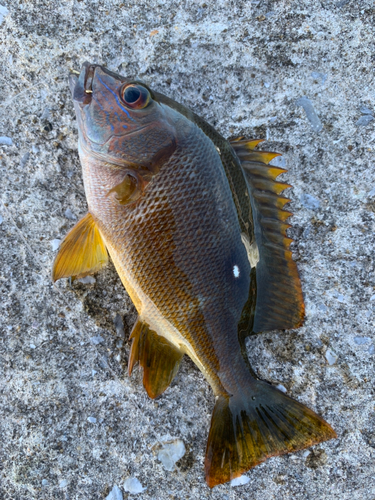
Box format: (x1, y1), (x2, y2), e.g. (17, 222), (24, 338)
(128, 319), (184, 399)
(52, 213), (108, 282)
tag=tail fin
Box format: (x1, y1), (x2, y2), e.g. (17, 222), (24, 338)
(205, 381), (336, 488)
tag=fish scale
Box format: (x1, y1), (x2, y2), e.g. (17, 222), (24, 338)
(52, 63), (336, 488)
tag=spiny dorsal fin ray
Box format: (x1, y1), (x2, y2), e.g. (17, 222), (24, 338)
(230, 137), (264, 149)
(235, 151), (282, 165)
(52, 212), (108, 282)
(230, 137), (305, 332)
(128, 318), (184, 399)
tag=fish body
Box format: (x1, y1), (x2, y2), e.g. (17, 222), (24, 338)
(53, 63), (336, 487)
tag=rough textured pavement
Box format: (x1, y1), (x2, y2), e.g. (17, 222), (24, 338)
(0, 1), (374, 499)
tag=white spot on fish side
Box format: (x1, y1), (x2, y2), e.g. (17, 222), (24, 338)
(233, 265), (240, 278)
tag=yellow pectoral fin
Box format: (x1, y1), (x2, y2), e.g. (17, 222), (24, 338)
(52, 213), (108, 282)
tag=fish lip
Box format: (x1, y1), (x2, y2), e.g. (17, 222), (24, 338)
(69, 62), (129, 101)
(68, 73), (78, 96)
(69, 61), (98, 102)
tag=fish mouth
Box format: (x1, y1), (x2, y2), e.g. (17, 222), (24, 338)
(69, 62), (129, 102)
(69, 62), (97, 103)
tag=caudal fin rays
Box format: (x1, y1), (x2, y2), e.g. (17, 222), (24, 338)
(205, 381), (336, 488)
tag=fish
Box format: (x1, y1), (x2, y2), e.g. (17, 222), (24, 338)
(53, 62), (336, 487)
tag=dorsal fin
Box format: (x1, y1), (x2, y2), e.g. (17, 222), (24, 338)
(52, 212), (108, 282)
(128, 319), (184, 399)
(230, 138), (305, 332)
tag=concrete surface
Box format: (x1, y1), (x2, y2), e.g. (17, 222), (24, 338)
(0, 0), (374, 499)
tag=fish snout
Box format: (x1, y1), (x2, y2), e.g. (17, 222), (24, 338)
(69, 61), (97, 104)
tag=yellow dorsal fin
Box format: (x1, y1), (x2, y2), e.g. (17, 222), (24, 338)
(230, 137), (264, 150)
(236, 150), (281, 165)
(52, 213), (108, 282)
(231, 138), (305, 332)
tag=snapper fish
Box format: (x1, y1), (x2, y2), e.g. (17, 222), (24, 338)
(53, 62), (336, 487)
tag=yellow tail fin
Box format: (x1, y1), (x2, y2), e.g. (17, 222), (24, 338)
(205, 380), (336, 487)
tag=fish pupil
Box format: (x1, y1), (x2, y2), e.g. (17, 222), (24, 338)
(124, 87), (141, 104)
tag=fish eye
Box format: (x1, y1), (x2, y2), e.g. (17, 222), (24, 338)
(120, 84), (151, 109)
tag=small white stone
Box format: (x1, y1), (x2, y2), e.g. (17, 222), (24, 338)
(87, 416), (97, 423)
(90, 335), (104, 345)
(64, 208), (76, 220)
(78, 276), (96, 284)
(356, 115), (373, 127)
(0, 5), (9, 24)
(276, 384), (287, 393)
(157, 439), (186, 471)
(300, 193), (321, 210)
(296, 96), (323, 133)
(42, 479), (49, 486)
(123, 477), (146, 494)
(51, 239), (61, 251)
(59, 479), (68, 488)
(29, 343), (36, 349)
(325, 349), (338, 365)
(0, 135), (12, 145)
(354, 336), (371, 345)
(230, 475), (250, 487)
(92, 369), (97, 376)
(106, 485), (123, 500)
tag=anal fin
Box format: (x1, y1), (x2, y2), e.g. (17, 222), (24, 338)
(128, 319), (183, 399)
(230, 138), (305, 332)
(52, 213), (108, 282)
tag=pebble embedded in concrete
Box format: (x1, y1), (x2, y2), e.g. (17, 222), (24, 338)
(0, 136), (13, 145)
(296, 96), (323, 133)
(300, 193), (321, 210)
(157, 439), (186, 471)
(90, 335), (104, 344)
(356, 115), (374, 127)
(114, 313), (125, 337)
(230, 475), (250, 487)
(276, 384), (287, 393)
(123, 477), (146, 494)
(64, 208), (77, 220)
(359, 105), (373, 115)
(51, 239), (61, 251)
(353, 336), (371, 345)
(78, 276), (96, 284)
(106, 485), (123, 500)
(325, 349), (338, 365)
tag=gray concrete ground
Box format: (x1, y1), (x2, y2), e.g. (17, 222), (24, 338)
(0, 0), (374, 499)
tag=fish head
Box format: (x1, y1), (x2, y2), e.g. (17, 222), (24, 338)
(69, 62), (177, 171)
